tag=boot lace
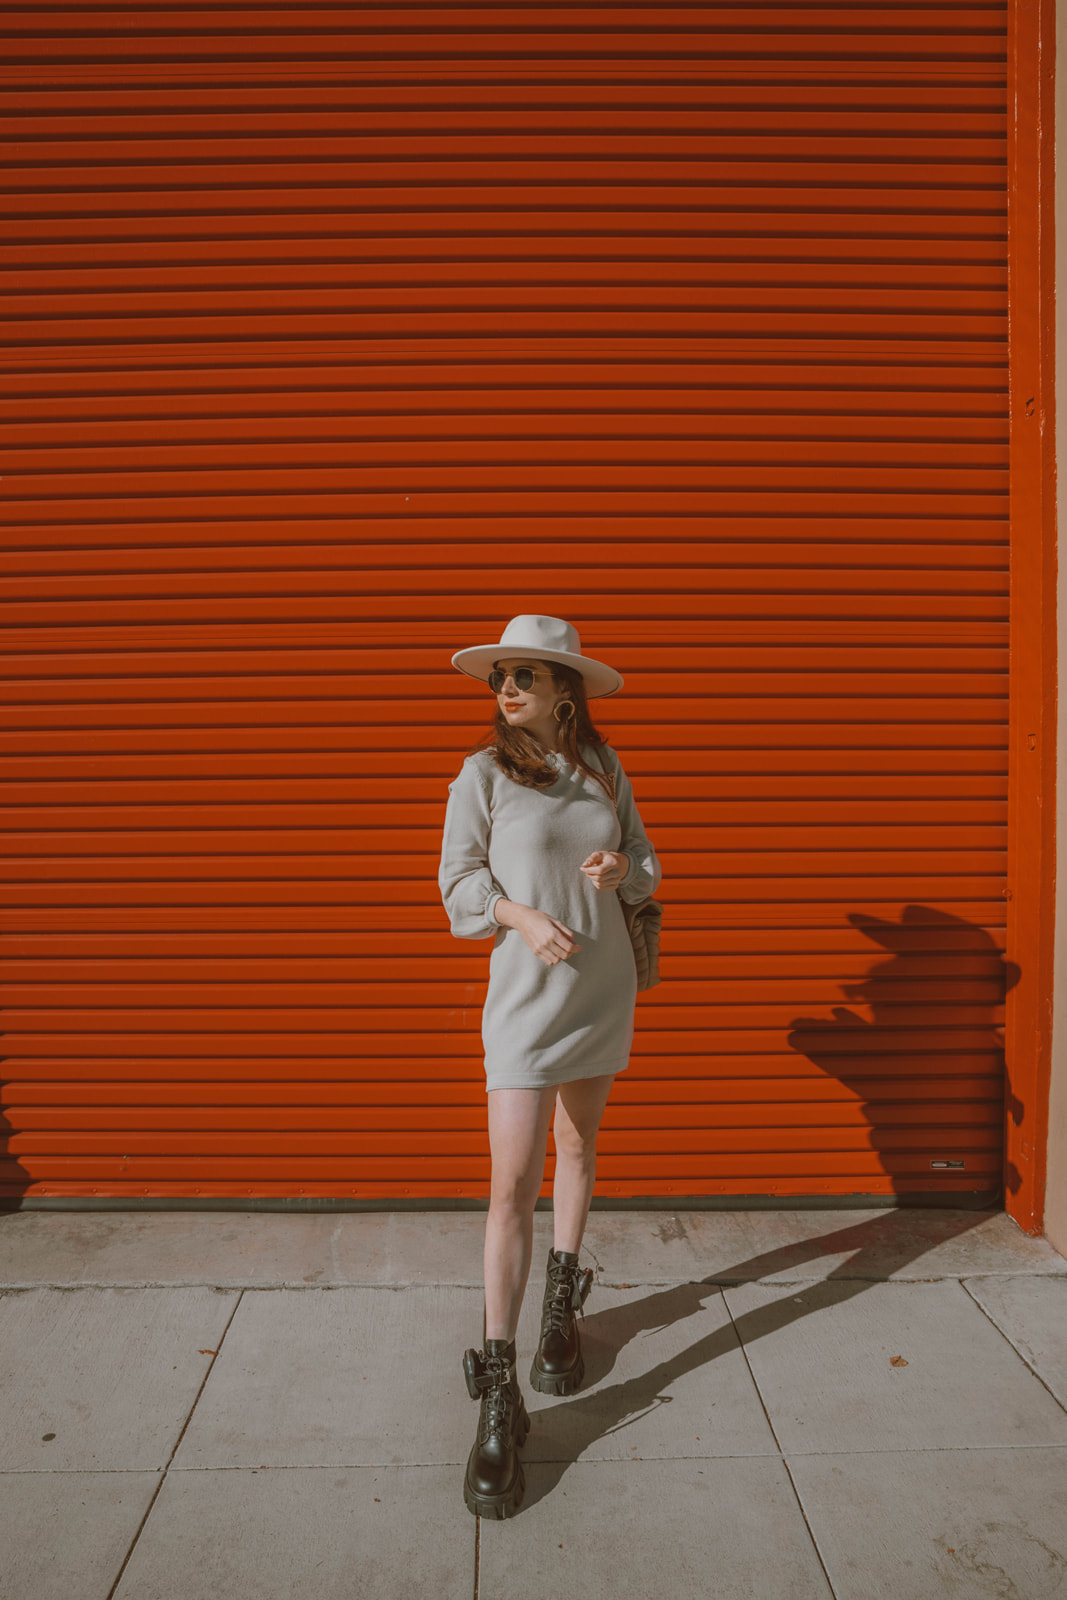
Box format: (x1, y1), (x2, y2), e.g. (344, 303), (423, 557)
(471, 1354), (514, 1439)
(542, 1261), (584, 1337)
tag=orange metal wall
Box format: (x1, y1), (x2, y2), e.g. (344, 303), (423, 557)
(0, 5), (1009, 1201)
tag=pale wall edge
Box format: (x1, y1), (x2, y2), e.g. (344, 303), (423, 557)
(1047, 0), (1066, 1250)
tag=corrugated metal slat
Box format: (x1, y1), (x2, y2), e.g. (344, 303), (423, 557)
(0, 1), (1009, 1200)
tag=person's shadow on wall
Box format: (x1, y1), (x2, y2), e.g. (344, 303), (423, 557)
(0, 1100), (33, 1213)
(521, 905), (1021, 1507)
(786, 906), (1021, 1202)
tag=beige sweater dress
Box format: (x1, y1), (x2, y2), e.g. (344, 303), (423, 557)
(438, 742), (662, 1090)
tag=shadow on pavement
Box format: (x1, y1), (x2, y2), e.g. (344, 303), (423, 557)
(519, 1206), (993, 1509)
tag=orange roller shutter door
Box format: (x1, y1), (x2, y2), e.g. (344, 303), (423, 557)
(0, 4), (1010, 1201)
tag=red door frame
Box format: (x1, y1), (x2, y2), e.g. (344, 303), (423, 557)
(1005, 0), (1058, 1234)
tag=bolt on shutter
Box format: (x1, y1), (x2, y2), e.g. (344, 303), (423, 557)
(0, 4), (1007, 1201)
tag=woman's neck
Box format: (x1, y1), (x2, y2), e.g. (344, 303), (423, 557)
(522, 716), (561, 752)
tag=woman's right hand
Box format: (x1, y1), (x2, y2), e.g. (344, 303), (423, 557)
(496, 900), (581, 966)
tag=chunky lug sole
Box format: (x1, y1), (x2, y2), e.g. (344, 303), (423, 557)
(529, 1253), (594, 1396)
(529, 1349), (585, 1396)
(462, 1399), (530, 1519)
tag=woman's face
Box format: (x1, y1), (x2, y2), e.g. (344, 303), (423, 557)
(493, 656), (569, 742)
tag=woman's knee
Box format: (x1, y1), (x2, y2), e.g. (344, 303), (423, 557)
(553, 1075), (614, 1165)
(552, 1117), (599, 1165)
(488, 1174), (541, 1220)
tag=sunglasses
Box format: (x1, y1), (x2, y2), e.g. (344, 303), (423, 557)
(488, 667), (547, 693)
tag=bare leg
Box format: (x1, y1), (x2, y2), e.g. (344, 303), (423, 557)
(484, 1086), (556, 1342)
(551, 1072), (617, 1254)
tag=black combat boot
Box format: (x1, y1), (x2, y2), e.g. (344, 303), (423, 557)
(529, 1247), (594, 1396)
(461, 1337), (529, 1518)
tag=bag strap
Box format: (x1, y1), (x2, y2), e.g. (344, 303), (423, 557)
(593, 743), (618, 809)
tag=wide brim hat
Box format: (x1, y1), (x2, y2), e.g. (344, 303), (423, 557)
(451, 614), (623, 698)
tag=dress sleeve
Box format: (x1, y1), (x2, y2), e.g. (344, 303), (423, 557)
(438, 758), (507, 939)
(607, 749), (664, 905)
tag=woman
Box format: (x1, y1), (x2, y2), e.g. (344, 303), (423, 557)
(438, 613), (662, 1518)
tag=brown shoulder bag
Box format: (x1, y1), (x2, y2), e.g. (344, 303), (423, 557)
(599, 756), (663, 992)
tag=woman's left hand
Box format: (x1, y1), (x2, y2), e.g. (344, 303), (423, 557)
(580, 849), (629, 891)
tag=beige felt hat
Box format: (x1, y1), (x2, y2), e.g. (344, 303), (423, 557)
(451, 614), (623, 698)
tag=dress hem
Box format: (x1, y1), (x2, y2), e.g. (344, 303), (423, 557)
(484, 1055), (630, 1093)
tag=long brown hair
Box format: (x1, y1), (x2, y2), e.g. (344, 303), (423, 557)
(471, 660), (615, 799)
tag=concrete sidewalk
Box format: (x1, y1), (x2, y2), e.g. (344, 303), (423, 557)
(1, 1206), (1065, 1600)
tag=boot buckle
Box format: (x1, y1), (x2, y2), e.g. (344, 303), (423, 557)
(463, 1346), (514, 1400)
(564, 1267), (594, 1316)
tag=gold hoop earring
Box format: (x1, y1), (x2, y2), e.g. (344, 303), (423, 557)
(553, 699), (576, 724)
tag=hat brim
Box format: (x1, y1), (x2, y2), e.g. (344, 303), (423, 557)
(451, 643), (623, 698)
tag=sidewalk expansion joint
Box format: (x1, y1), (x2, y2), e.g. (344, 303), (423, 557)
(104, 1286), (245, 1600)
(718, 1290), (840, 1598)
(781, 1458), (841, 1600)
(472, 1509), (480, 1600)
(959, 1278), (1067, 1416)
(3, 1272), (1064, 1292)
(165, 1459), (470, 1471)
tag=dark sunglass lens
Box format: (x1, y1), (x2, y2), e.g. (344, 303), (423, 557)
(489, 667), (536, 693)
